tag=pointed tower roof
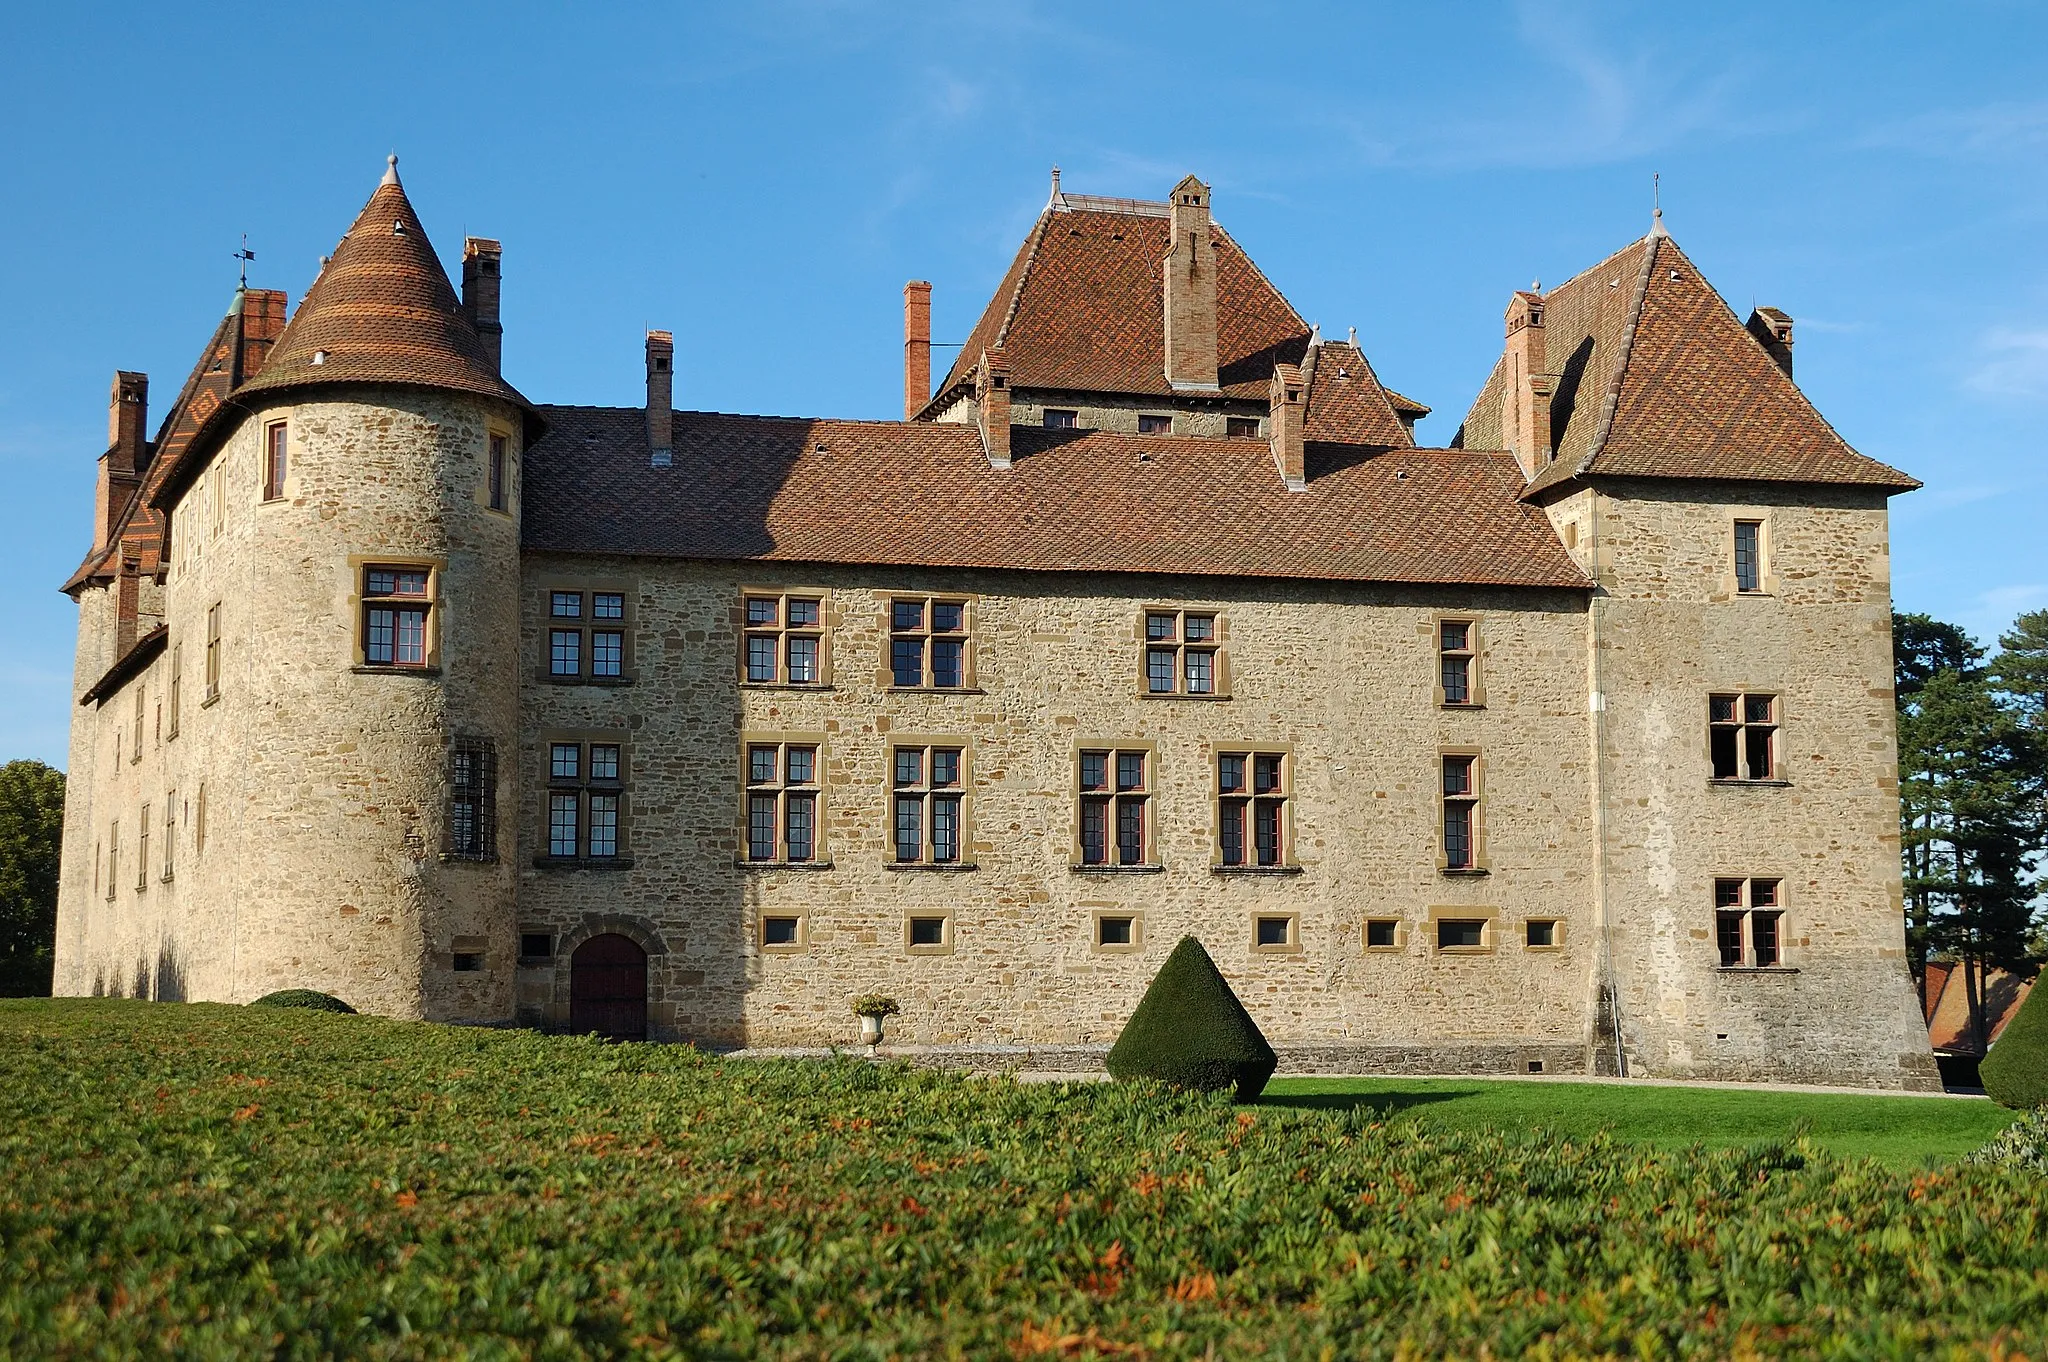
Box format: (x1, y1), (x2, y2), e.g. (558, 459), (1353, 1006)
(237, 156), (528, 408)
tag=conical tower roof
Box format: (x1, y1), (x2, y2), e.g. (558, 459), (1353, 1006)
(237, 156), (528, 410)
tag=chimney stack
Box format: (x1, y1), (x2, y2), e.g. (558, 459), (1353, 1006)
(903, 281), (933, 420)
(1269, 362), (1306, 491)
(1746, 307), (1794, 379)
(645, 331), (674, 466)
(976, 347), (1011, 469)
(463, 238), (504, 372)
(1500, 291), (1557, 480)
(94, 371), (147, 555)
(1162, 174), (1219, 390)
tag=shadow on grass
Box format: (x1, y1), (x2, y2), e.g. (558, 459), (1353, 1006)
(1259, 1088), (1474, 1118)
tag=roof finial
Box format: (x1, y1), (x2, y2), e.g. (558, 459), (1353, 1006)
(1650, 171), (1667, 237)
(382, 153), (401, 187)
(233, 234), (255, 289)
(1047, 164), (1063, 211)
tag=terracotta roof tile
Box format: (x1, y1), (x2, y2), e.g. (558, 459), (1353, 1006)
(1303, 340), (1413, 447)
(523, 407), (1588, 590)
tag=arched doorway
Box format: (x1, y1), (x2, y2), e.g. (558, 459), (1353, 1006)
(569, 934), (648, 1041)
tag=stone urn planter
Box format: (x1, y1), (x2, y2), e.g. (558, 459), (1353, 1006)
(859, 1015), (884, 1046)
(852, 994), (900, 1052)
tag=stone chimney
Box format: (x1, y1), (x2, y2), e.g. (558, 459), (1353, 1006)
(1746, 307), (1793, 379)
(1269, 362), (1306, 491)
(976, 346), (1011, 469)
(903, 281), (932, 420)
(645, 330), (674, 466)
(94, 371), (147, 556)
(1162, 174), (1218, 391)
(462, 239), (504, 372)
(1501, 291), (1557, 480)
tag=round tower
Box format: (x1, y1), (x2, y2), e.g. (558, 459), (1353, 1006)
(154, 157), (534, 1020)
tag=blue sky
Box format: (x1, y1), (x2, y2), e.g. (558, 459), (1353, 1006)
(5, 1), (2047, 768)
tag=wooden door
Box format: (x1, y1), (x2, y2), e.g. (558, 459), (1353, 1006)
(569, 934), (647, 1041)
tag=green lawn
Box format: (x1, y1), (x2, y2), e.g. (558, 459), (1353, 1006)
(1263, 1076), (2016, 1169)
(3, 999), (2046, 1358)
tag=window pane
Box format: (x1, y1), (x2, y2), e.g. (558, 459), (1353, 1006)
(1116, 752), (1145, 792)
(931, 638), (964, 688)
(787, 598), (820, 627)
(396, 609), (427, 665)
(785, 746), (815, 785)
(549, 793), (579, 857)
(551, 591), (582, 618)
(1220, 799), (1245, 866)
(366, 607), (395, 664)
(1438, 919), (1484, 948)
(1254, 801), (1281, 866)
(1138, 413), (1170, 434)
(1440, 621), (1469, 652)
(589, 745), (620, 781)
(1442, 655), (1470, 705)
(1080, 752), (1108, 792)
(593, 592), (625, 620)
(1444, 802), (1472, 868)
(748, 793), (778, 861)
(786, 636), (818, 684)
(931, 749), (960, 788)
(392, 571), (427, 597)
(588, 795), (619, 857)
(1219, 754), (1245, 794)
(1184, 649), (1213, 694)
(932, 795), (960, 863)
(746, 597), (778, 626)
(1081, 798), (1108, 865)
(591, 631), (624, 677)
(1367, 920), (1396, 948)
(1044, 409), (1077, 429)
(891, 638), (924, 687)
(1442, 757), (1472, 797)
(763, 916), (799, 946)
(1751, 911), (1781, 966)
(368, 569), (398, 595)
(1253, 754), (1282, 795)
(1717, 912), (1745, 967)
(746, 635), (778, 682)
(895, 749), (923, 787)
(1146, 613), (1176, 641)
(1744, 727), (1773, 780)
(1146, 648), (1176, 693)
(932, 601), (964, 633)
(892, 599), (924, 631)
(1527, 920), (1556, 947)
(551, 743), (581, 780)
(894, 795), (923, 863)
(549, 629), (581, 675)
(1714, 878), (1744, 908)
(1183, 615), (1215, 643)
(1116, 798), (1145, 864)
(748, 746), (778, 785)
(909, 917), (945, 946)
(1751, 879), (1779, 908)
(1711, 727), (1739, 780)
(1710, 695), (1738, 724)
(785, 793), (815, 862)
(1256, 917), (1290, 947)
(1744, 694), (1774, 724)
(1226, 416), (1258, 438)
(1734, 521), (1761, 592)
(1099, 915), (1134, 945)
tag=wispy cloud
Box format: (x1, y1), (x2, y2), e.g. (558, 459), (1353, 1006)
(1860, 100), (2048, 159)
(1960, 583), (2048, 647)
(1967, 327), (2048, 398)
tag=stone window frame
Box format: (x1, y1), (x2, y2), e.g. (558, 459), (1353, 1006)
(166, 645), (181, 740)
(348, 556), (443, 675)
(131, 684), (145, 764)
(882, 593), (980, 693)
(261, 418), (290, 503)
(1089, 906), (1144, 954)
(202, 602), (223, 705)
(1714, 876), (1792, 970)
(883, 734), (976, 871)
(903, 908), (956, 955)
(106, 820), (118, 901)
(517, 930), (555, 965)
(1707, 690), (1785, 784)
(136, 803), (151, 893)
(160, 793), (175, 883)
(739, 731), (831, 869)
(759, 909), (809, 954)
(1363, 917), (1407, 952)
(1722, 509), (1781, 598)
(483, 424), (515, 516)
(739, 586), (833, 690)
(1523, 917), (1564, 952)
(1138, 606), (1231, 701)
(450, 936), (488, 974)
(1438, 747), (1488, 874)
(1250, 910), (1302, 955)
(446, 735), (499, 864)
(1212, 743), (1300, 873)
(1434, 615), (1486, 708)
(534, 728), (633, 870)
(194, 785), (207, 856)
(1071, 740), (1162, 873)
(539, 578), (637, 686)
(1427, 905), (1498, 955)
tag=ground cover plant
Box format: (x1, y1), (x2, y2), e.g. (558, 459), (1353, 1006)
(1264, 1077), (2020, 1170)
(4, 1000), (2048, 1358)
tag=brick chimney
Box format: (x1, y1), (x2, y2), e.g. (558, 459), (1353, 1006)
(1746, 307), (1793, 379)
(115, 556), (140, 657)
(463, 239), (504, 372)
(645, 330), (674, 466)
(1269, 362), (1306, 491)
(93, 372), (147, 556)
(1162, 175), (1218, 391)
(237, 289), (289, 381)
(903, 280), (932, 420)
(1500, 291), (1557, 480)
(976, 346), (1011, 469)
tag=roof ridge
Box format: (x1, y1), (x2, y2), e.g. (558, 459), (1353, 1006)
(1574, 232), (1661, 479)
(1332, 340), (1416, 450)
(992, 211), (1054, 352)
(1213, 222), (1308, 333)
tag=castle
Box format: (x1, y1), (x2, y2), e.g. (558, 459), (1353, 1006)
(53, 158), (1939, 1088)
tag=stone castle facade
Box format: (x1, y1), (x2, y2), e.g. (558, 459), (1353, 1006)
(53, 161), (1938, 1088)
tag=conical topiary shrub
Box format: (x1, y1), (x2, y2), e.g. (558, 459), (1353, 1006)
(250, 989), (357, 1014)
(1106, 935), (1277, 1101)
(1981, 975), (2048, 1109)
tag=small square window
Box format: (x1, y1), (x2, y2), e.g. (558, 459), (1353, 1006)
(1255, 916), (1292, 948)
(1137, 413), (1171, 434)
(589, 744), (621, 782)
(1043, 409), (1078, 429)
(762, 915), (801, 947)
(1226, 416), (1259, 439)
(452, 952), (484, 973)
(908, 916), (946, 948)
(1365, 919), (1398, 949)
(551, 591), (583, 618)
(1526, 919), (1557, 948)
(1097, 915), (1134, 947)
(1437, 919), (1485, 950)
(593, 592), (625, 620)
(551, 743), (581, 780)
(519, 933), (553, 959)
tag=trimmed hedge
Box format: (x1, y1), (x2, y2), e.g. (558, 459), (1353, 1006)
(249, 989), (356, 1013)
(1972, 1107), (2048, 1176)
(1106, 935), (1276, 1101)
(1982, 974), (2048, 1109)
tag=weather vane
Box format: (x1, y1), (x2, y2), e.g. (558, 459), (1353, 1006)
(234, 234), (256, 288)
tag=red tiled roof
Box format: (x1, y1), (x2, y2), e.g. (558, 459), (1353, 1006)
(1303, 340), (1413, 447)
(1458, 232), (1917, 497)
(1925, 965), (2035, 1054)
(523, 407), (1589, 589)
